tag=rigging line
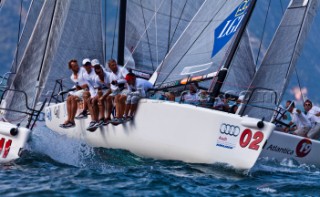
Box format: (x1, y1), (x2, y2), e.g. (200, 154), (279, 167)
(140, 0), (155, 71)
(167, 0), (173, 52)
(13, 0), (23, 73)
(155, 1), (159, 66)
(104, 0), (107, 64)
(127, 0), (165, 58)
(294, 66), (305, 102)
(168, 0), (188, 47)
(255, 0), (271, 66)
(280, 0), (285, 14)
(37, 0), (57, 81)
(111, 0), (119, 59)
(157, 1), (226, 86)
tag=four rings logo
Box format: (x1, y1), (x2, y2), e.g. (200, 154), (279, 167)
(220, 123), (240, 136)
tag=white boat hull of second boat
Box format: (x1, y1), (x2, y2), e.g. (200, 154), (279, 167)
(260, 130), (320, 167)
(0, 121), (30, 163)
(45, 99), (275, 170)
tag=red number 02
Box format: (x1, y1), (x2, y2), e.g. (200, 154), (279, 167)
(239, 129), (264, 150)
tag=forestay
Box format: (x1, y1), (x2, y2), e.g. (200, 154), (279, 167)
(4, 0), (104, 124)
(125, 0), (204, 73)
(239, 0), (320, 121)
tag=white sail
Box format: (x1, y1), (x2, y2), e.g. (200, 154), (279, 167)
(153, 0), (252, 88)
(125, 0), (204, 73)
(239, 0), (319, 121)
(5, 0), (104, 124)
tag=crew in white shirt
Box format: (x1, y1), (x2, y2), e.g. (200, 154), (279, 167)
(75, 58), (98, 120)
(60, 59), (90, 128)
(304, 99), (320, 139)
(286, 101), (312, 136)
(124, 72), (153, 120)
(106, 59), (129, 124)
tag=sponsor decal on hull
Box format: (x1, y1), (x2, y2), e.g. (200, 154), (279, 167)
(216, 123), (240, 149)
(296, 138), (312, 158)
(265, 144), (294, 155)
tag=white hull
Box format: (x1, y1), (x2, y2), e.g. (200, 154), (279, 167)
(0, 121), (30, 163)
(45, 99), (275, 170)
(260, 130), (320, 166)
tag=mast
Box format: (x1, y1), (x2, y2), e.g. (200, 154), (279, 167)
(117, 0), (127, 66)
(209, 0), (257, 97)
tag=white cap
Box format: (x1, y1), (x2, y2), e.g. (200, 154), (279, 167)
(82, 58), (91, 65)
(91, 59), (100, 66)
(238, 95), (245, 101)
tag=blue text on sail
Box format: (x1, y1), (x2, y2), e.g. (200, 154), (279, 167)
(211, 0), (251, 58)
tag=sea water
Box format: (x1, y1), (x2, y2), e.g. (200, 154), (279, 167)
(1, 127), (320, 196)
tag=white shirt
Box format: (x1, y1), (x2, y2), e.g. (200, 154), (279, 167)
(83, 68), (97, 97)
(70, 67), (88, 86)
(109, 66), (129, 91)
(291, 108), (312, 128)
(94, 70), (110, 90)
(182, 92), (199, 104)
(128, 78), (153, 97)
(308, 106), (320, 123)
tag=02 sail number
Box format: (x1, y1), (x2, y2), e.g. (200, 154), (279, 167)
(239, 129), (264, 150)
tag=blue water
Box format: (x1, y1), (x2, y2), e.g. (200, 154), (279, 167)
(1, 127), (320, 196)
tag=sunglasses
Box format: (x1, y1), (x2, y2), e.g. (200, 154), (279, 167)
(304, 103), (312, 106)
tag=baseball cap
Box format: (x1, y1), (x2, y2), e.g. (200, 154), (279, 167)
(82, 58), (91, 65)
(91, 59), (100, 66)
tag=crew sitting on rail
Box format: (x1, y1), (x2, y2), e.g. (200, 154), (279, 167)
(86, 60), (112, 131)
(123, 72), (153, 121)
(75, 58), (98, 120)
(59, 59), (90, 128)
(106, 59), (129, 125)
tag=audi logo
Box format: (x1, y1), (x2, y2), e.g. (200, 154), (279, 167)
(220, 123), (240, 136)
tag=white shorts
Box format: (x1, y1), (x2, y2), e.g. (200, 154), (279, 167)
(69, 89), (84, 99)
(110, 88), (130, 97)
(126, 93), (141, 104)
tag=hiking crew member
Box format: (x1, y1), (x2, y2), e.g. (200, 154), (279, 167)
(106, 59), (129, 124)
(124, 72), (153, 120)
(304, 99), (320, 139)
(60, 59), (89, 128)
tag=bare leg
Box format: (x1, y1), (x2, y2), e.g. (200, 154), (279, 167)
(129, 104), (138, 117)
(114, 95), (121, 118)
(65, 95), (73, 123)
(118, 95), (127, 118)
(70, 96), (78, 123)
(106, 95), (114, 119)
(91, 97), (99, 122)
(124, 104), (131, 117)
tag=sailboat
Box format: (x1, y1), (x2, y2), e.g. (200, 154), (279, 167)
(247, 0), (320, 166)
(41, 0), (275, 171)
(0, 0), (47, 163)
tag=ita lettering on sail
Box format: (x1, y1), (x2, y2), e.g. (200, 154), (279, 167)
(211, 0), (251, 58)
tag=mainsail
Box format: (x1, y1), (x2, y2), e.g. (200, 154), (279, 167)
(153, 0), (254, 89)
(5, 0), (104, 123)
(239, 0), (319, 121)
(125, 0), (204, 73)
